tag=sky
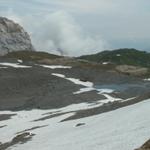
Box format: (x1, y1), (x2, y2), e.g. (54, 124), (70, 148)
(0, 0), (150, 56)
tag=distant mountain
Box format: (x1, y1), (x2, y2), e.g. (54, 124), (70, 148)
(0, 17), (35, 55)
(78, 48), (150, 68)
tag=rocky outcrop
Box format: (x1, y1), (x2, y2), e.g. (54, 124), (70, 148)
(116, 65), (148, 76)
(135, 139), (150, 150)
(0, 132), (35, 150)
(0, 17), (34, 55)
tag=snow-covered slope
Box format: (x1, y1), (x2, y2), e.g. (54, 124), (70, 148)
(0, 99), (150, 150)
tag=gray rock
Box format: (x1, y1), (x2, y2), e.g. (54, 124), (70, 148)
(116, 65), (148, 76)
(135, 139), (150, 150)
(0, 17), (35, 55)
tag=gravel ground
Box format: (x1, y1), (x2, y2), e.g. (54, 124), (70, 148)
(0, 59), (149, 112)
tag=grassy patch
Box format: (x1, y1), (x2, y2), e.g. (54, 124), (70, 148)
(78, 48), (150, 68)
(4, 51), (62, 61)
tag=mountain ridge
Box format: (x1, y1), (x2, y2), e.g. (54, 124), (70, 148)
(78, 48), (150, 68)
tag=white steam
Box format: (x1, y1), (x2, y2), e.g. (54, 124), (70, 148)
(2, 11), (108, 56)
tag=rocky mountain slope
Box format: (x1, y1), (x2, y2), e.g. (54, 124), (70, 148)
(0, 17), (34, 56)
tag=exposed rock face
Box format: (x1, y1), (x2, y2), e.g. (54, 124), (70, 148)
(0, 17), (34, 55)
(135, 139), (150, 150)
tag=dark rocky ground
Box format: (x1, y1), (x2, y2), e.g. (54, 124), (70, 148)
(0, 57), (149, 114)
(0, 132), (35, 150)
(0, 57), (150, 150)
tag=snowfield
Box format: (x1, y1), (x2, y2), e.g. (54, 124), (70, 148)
(0, 99), (150, 150)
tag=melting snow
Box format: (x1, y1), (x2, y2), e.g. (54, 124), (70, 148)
(0, 66), (8, 69)
(52, 73), (134, 104)
(97, 88), (114, 94)
(52, 73), (93, 87)
(73, 87), (95, 94)
(17, 59), (23, 63)
(40, 65), (72, 69)
(52, 73), (65, 78)
(67, 78), (93, 87)
(144, 78), (150, 81)
(0, 99), (150, 150)
(116, 54), (121, 56)
(0, 62), (31, 68)
(102, 62), (109, 65)
(52, 73), (116, 96)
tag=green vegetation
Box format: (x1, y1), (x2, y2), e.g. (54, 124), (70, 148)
(78, 48), (150, 68)
(4, 51), (62, 61)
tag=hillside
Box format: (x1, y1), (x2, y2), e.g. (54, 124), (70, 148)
(78, 48), (150, 68)
(4, 51), (62, 61)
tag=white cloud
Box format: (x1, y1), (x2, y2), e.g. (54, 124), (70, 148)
(31, 11), (107, 56)
(2, 10), (107, 56)
(1, 0), (150, 53)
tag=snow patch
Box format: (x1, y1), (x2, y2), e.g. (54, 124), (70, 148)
(52, 73), (65, 78)
(73, 87), (95, 94)
(102, 62), (109, 65)
(0, 66), (8, 69)
(67, 78), (93, 87)
(52, 73), (115, 96)
(144, 78), (150, 81)
(52, 73), (93, 87)
(40, 65), (72, 69)
(0, 62), (31, 68)
(17, 59), (23, 63)
(97, 88), (114, 94)
(116, 54), (121, 56)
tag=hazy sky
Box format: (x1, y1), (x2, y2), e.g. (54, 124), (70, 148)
(0, 0), (150, 56)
